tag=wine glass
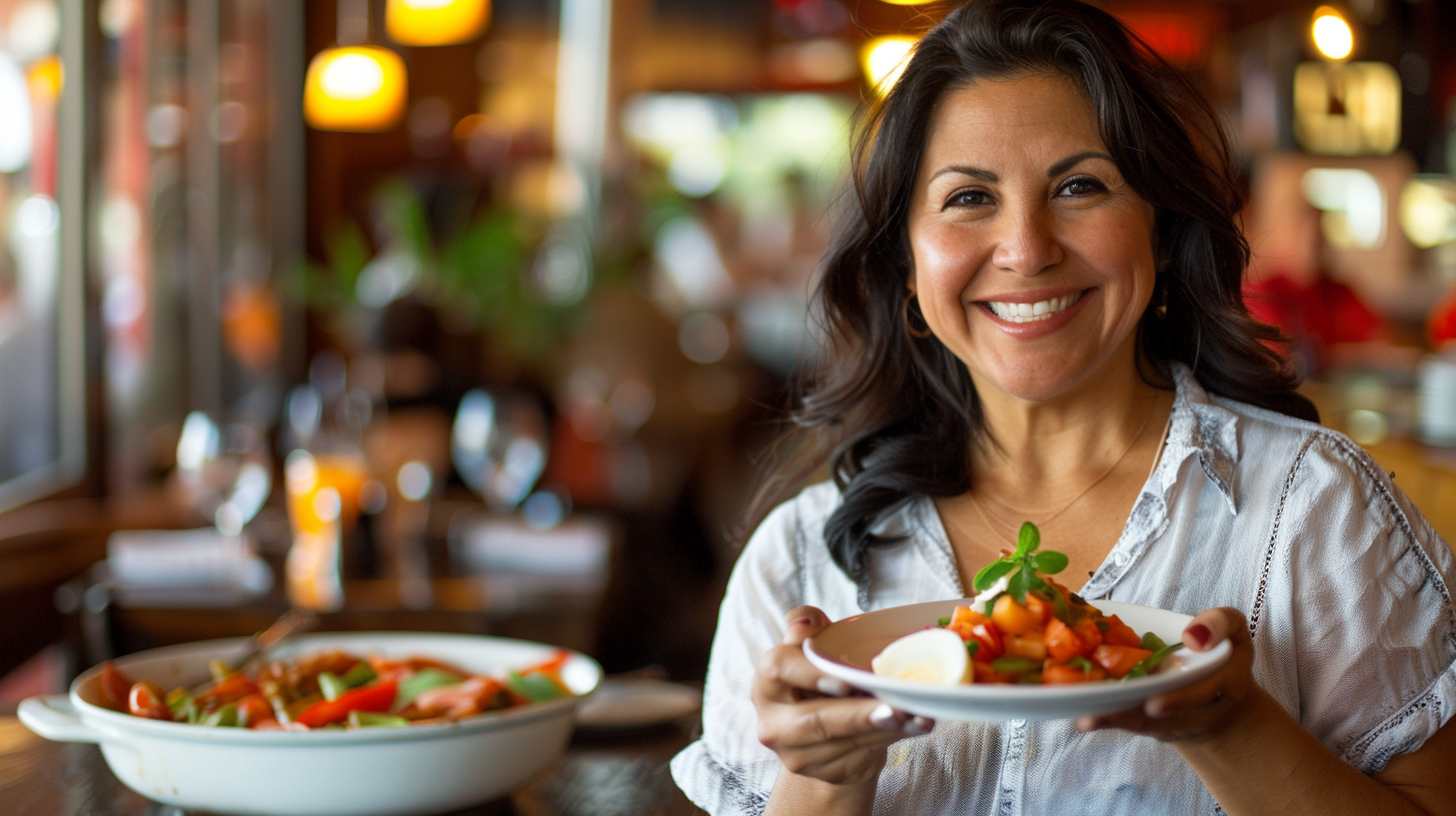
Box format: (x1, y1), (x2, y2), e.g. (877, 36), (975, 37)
(175, 411), (274, 537)
(451, 389), (548, 512)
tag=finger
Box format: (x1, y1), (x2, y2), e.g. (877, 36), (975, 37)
(1182, 606), (1249, 652)
(782, 606), (833, 646)
(761, 697), (933, 751)
(754, 643), (854, 702)
(1142, 673), (1228, 718)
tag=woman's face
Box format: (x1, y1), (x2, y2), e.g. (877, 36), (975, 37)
(907, 72), (1157, 405)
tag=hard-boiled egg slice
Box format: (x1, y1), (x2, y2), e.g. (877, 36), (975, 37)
(870, 628), (971, 685)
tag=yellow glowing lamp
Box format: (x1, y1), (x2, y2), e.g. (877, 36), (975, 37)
(385, 0), (489, 47)
(1312, 7), (1353, 60)
(303, 45), (407, 131)
(1399, 178), (1456, 249)
(862, 35), (918, 97)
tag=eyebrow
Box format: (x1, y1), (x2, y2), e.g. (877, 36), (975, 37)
(925, 151), (1116, 185)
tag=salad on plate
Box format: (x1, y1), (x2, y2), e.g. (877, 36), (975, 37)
(95, 647), (575, 730)
(871, 522), (1184, 686)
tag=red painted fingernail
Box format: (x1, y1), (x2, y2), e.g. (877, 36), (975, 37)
(1187, 624), (1211, 647)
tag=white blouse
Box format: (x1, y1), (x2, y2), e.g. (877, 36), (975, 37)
(670, 365), (1456, 816)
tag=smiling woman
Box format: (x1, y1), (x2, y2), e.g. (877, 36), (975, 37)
(669, 2), (1456, 816)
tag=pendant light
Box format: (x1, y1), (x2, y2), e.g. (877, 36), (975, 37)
(385, 0), (490, 47)
(304, 0), (408, 132)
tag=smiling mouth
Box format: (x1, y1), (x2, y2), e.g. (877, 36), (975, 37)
(982, 291), (1085, 323)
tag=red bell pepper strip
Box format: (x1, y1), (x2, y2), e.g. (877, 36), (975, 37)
(294, 680), (398, 728)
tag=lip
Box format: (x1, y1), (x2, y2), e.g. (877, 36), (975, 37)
(974, 287), (1092, 338)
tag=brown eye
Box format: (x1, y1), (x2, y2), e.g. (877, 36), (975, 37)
(1058, 176), (1106, 197)
(945, 189), (992, 209)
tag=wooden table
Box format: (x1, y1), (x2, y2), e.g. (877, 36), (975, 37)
(0, 706), (708, 816)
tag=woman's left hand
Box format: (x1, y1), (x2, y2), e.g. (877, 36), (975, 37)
(1075, 606), (1261, 743)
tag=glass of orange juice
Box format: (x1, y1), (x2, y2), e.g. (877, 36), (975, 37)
(283, 449), (369, 611)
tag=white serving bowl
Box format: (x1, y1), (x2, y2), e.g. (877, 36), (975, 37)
(19, 631), (602, 816)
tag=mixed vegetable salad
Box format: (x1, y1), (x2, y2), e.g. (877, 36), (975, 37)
(872, 522), (1183, 685)
(95, 648), (574, 729)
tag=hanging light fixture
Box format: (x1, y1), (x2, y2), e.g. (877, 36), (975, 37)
(304, 0), (408, 132)
(385, 0), (490, 47)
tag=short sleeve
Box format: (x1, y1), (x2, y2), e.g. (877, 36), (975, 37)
(669, 497), (808, 815)
(1268, 434), (1456, 774)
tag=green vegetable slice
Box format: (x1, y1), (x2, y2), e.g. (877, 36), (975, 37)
(198, 703), (239, 727)
(506, 671), (565, 703)
(989, 656), (1041, 674)
(341, 661), (377, 688)
(348, 710), (409, 728)
(1124, 643), (1185, 679)
(393, 668), (466, 710)
(317, 671), (346, 702)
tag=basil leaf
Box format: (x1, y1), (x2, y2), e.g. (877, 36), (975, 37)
(1032, 551), (1068, 575)
(973, 559), (1016, 591)
(1015, 522), (1040, 558)
(1006, 570), (1027, 604)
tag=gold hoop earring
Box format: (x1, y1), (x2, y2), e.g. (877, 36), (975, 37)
(902, 294), (932, 339)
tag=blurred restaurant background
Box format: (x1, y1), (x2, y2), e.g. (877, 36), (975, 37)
(2, 0), (1456, 704)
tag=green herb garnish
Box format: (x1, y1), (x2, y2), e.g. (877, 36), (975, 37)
(936, 616), (951, 628)
(972, 522), (1069, 604)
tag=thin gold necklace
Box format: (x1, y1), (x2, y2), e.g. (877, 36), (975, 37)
(970, 405), (1169, 540)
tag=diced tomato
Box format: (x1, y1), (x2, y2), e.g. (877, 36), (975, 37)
(1103, 615), (1142, 648)
(1003, 630), (1047, 661)
(1073, 617), (1104, 655)
(236, 693), (277, 728)
(197, 673), (260, 707)
(1024, 593), (1053, 626)
(127, 682), (173, 720)
(967, 621), (1004, 661)
(1090, 644), (1154, 679)
(97, 662), (134, 712)
(294, 679), (398, 727)
(949, 605), (983, 630)
(1044, 617), (1082, 662)
(991, 595), (1041, 636)
(1042, 660), (1108, 685)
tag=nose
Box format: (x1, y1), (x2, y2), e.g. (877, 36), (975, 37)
(990, 204), (1062, 276)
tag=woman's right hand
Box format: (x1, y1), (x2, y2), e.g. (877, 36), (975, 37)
(753, 606), (934, 791)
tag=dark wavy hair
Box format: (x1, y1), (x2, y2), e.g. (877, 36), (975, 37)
(756, 0), (1316, 586)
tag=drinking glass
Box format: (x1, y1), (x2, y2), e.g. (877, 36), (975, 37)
(451, 389), (548, 511)
(175, 411), (273, 537)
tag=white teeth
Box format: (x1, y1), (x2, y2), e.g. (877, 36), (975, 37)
(986, 292), (1081, 323)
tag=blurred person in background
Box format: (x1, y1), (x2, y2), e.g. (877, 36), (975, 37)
(670, 2), (1456, 815)
(1242, 194), (1386, 377)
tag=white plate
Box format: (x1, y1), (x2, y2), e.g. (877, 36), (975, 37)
(574, 677), (702, 729)
(804, 600), (1230, 722)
